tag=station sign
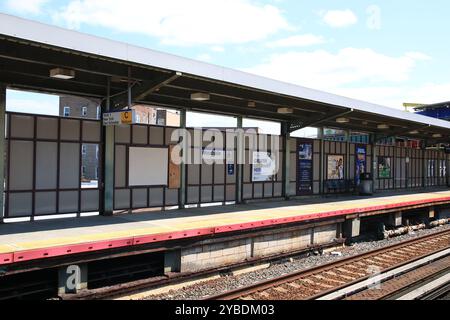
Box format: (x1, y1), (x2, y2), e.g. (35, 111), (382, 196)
(103, 110), (136, 126)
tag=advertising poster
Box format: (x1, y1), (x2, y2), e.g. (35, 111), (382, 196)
(378, 157), (391, 178)
(252, 151), (276, 182)
(297, 141), (313, 194)
(327, 155), (344, 180)
(355, 146), (367, 185)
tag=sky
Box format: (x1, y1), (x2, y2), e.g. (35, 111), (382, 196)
(2, 0), (450, 134)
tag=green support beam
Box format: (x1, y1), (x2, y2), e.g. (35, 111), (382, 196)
(422, 140), (428, 188)
(179, 109), (187, 209)
(236, 116), (243, 204)
(318, 127), (325, 194)
(103, 79), (114, 216)
(370, 134), (378, 192)
(282, 122), (291, 200)
(345, 129), (351, 181)
(0, 84), (5, 222)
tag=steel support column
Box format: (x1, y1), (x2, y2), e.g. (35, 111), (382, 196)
(371, 134), (378, 192)
(0, 84), (5, 222)
(345, 130), (351, 181)
(179, 109), (187, 209)
(236, 116), (244, 203)
(102, 79), (114, 216)
(318, 127), (325, 195)
(282, 122), (291, 200)
(422, 141), (427, 188)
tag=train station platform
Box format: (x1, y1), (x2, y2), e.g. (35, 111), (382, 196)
(1, 189), (450, 266)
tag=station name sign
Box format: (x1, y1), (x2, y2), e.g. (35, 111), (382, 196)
(103, 110), (136, 126)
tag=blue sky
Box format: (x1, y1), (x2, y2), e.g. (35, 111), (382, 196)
(2, 0), (450, 131)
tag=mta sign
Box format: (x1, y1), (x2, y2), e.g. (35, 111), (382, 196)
(103, 110), (136, 126)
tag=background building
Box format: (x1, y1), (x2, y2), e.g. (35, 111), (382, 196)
(59, 95), (180, 181)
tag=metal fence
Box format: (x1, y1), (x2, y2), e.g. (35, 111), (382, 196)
(4, 112), (102, 219)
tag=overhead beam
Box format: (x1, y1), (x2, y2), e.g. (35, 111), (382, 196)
(293, 108), (353, 131)
(111, 72), (182, 109)
(1, 71), (110, 98)
(165, 82), (325, 115)
(142, 92), (297, 121)
(375, 125), (431, 142)
(0, 38), (168, 81)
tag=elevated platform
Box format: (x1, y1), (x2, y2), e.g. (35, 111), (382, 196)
(1, 189), (450, 266)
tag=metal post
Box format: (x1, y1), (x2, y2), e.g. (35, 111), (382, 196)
(282, 122), (291, 200)
(422, 141), (427, 188)
(318, 127), (325, 194)
(0, 84), (6, 222)
(102, 78), (114, 216)
(179, 109), (187, 209)
(345, 129), (351, 182)
(371, 134), (378, 192)
(447, 152), (450, 187)
(236, 116), (244, 203)
(127, 67), (132, 109)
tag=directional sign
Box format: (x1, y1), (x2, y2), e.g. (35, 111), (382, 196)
(103, 110), (136, 126)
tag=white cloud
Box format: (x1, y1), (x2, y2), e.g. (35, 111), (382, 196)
(6, 0), (49, 15)
(335, 83), (450, 110)
(53, 0), (290, 46)
(211, 46), (225, 52)
(321, 9), (358, 28)
(245, 48), (430, 91)
(267, 34), (325, 48)
(244, 48), (435, 109)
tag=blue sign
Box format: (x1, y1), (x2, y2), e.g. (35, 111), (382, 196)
(297, 141), (313, 195)
(355, 146), (367, 185)
(227, 164), (235, 175)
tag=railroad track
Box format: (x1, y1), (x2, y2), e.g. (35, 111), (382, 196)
(205, 229), (450, 300)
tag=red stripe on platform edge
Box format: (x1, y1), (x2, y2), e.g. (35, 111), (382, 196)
(12, 237), (134, 263)
(4, 195), (450, 265)
(6, 227), (216, 264)
(132, 227), (215, 246)
(0, 253), (14, 265)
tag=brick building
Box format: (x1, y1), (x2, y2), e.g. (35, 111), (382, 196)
(59, 95), (180, 181)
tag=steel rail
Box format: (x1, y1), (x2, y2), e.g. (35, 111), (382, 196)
(204, 229), (450, 300)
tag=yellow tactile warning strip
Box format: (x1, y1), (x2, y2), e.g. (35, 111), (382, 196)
(1, 190), (449, 261)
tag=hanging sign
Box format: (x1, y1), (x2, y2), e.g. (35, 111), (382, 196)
(103, 110), (136, 126)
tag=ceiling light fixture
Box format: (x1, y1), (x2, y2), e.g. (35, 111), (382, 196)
(50, 68), (75, 80)
(190, 92), (210, 101)
(277, 107), (294, 114)
(377, 124), (389, 130)
(336, 117), (350, 124)
(248, 101), (256, 108)
(432, 133), (442, 138)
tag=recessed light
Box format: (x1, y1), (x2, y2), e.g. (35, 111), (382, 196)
(50, 68), (75, 80)
(377, 124), (389, 130)
(432, 133), (442, 138)
(191, 92), (210, 101)
(409, 130), (419, 134)
(248, 101), (256, 108)
(277, 107), (293, 114)
(336, 117), (350, 123)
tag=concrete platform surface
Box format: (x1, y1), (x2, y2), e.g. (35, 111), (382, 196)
(1, 189), (449, 265)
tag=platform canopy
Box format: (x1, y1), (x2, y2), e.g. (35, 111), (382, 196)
(0, 13), (449, 143)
